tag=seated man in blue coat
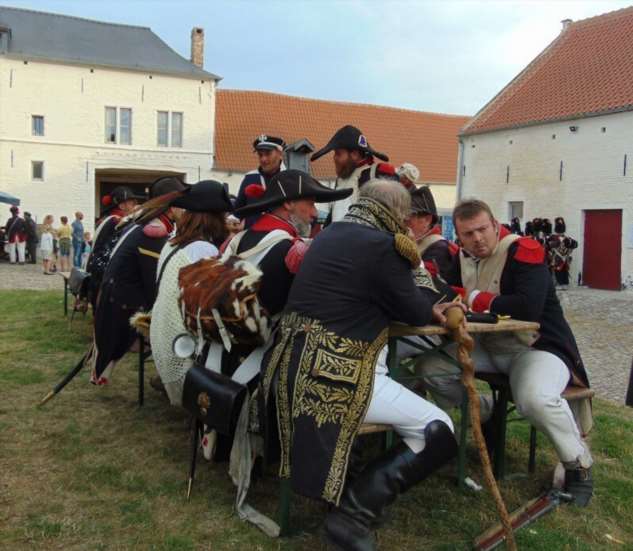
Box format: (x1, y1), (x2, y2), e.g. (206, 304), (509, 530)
(261, 180), (463, 551)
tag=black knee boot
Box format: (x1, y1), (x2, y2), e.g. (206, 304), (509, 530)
(324, 420), (458, 551)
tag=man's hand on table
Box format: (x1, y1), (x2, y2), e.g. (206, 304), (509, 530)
(432, 302), (467, 327)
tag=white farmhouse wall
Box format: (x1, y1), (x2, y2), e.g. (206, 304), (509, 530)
(460, 111), (633, 287)
(0, 58), (216, 231)
(425, 182), (456, 212)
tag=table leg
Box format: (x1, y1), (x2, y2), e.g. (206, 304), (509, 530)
(63, 278), (68, 316)
(493, 386), (509, 480)
(278, 478), (292, 536)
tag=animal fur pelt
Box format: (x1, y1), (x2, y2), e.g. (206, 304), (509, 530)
(178, 255), (270, 348)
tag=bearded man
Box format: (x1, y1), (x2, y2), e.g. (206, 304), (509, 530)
(311, 125), (399, 224)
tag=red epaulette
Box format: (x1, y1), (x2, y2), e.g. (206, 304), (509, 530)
(284, 239), (310, 274)
(447, 242), (459, 257)
(514, 237), (545, 264)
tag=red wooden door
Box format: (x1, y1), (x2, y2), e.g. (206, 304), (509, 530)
(583, 210), (622, 290)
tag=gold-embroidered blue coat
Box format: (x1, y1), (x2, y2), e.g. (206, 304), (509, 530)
(261, 203), (440, 505)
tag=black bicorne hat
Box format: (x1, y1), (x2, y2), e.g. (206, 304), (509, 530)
(101, 186), (146, 214)
(555, 216), (566, 234)
(253, 134), (286, 152)
(233, 169), (353, 217)
(172, 180), (233, 213)
(149, 176), (191, 199)
(409, 186), (438, 225)
(311, 125), (389, 162)
(114, 186), (144, 202)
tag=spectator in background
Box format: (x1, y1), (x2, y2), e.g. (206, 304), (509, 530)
(40, 215), (55, 274)
(24, 212), (38, 264)
(72, 211), (85, 268)
(81, 231), (92, 269)
(57, 216), (72, 272)
(397, 162), (420, 189)
(5, 206), (27, 264)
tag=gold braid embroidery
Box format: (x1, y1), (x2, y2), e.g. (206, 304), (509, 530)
(273, 313), (389, 504)
(394, 233), (421, 268)
(322, 327), (388, 504)
(277, 329), (297, 479)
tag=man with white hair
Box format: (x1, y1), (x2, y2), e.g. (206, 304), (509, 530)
(261, 179), (462, 551)
(397, 162), (419, 189)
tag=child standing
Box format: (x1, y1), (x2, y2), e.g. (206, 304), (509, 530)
(40, 215), (55, 274)
(81, 231), (92, 269)
(57, 216), (72, 272)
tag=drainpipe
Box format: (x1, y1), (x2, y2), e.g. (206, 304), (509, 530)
(456, 138), (465, 201)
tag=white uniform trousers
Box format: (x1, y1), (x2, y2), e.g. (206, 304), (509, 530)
(364, 346), (454, 454)
(9, 241), (26, 263)
(418, 340), (592, 468)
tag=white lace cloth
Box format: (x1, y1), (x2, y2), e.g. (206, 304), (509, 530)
(150, 240), (218, 405)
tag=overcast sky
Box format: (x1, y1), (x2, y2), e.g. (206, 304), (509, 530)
(3, 0), (631, 115)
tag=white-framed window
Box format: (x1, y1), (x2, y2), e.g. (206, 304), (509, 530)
(119, 108), (132, 145)
(32, 115), (45, 136)
(32, 161), (44, 181)
(157, 111), (184, 147)
(157, 111), (169, 146)
(105, 107), (117, 143)
(171, 112), (183, 147)
(508, 201), (524, 220)
(105, 107), (133, 145)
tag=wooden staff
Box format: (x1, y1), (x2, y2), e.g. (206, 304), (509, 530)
(445, 305), (517, 551)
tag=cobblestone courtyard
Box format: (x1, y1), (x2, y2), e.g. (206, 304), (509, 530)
(1, 261), (632, 403)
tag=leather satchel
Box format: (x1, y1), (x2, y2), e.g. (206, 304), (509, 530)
(68, 267), (90, 297)
(182, 361), (247, 436)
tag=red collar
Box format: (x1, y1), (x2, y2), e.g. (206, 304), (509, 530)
(250, 213), (298, 238)
(356, 157), (374, 169)
(159, 213), (174, 234)
(429, 225), (442, 236)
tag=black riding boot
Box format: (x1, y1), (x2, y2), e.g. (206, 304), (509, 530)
(324, 420), (458, 551)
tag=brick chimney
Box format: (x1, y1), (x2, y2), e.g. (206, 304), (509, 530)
(191, 27), (204, 68)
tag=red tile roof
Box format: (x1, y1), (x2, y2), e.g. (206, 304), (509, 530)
(215, 90), (470, 183)
(462, 7), (633, 136)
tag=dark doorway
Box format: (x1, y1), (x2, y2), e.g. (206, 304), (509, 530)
(583, 209), (622, 290)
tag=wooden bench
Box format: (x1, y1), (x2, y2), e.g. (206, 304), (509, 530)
(278, 423), (391, 536)
(476, 372), (594, 478)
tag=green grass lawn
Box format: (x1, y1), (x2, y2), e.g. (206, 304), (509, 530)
(1, 290), (632, 550)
